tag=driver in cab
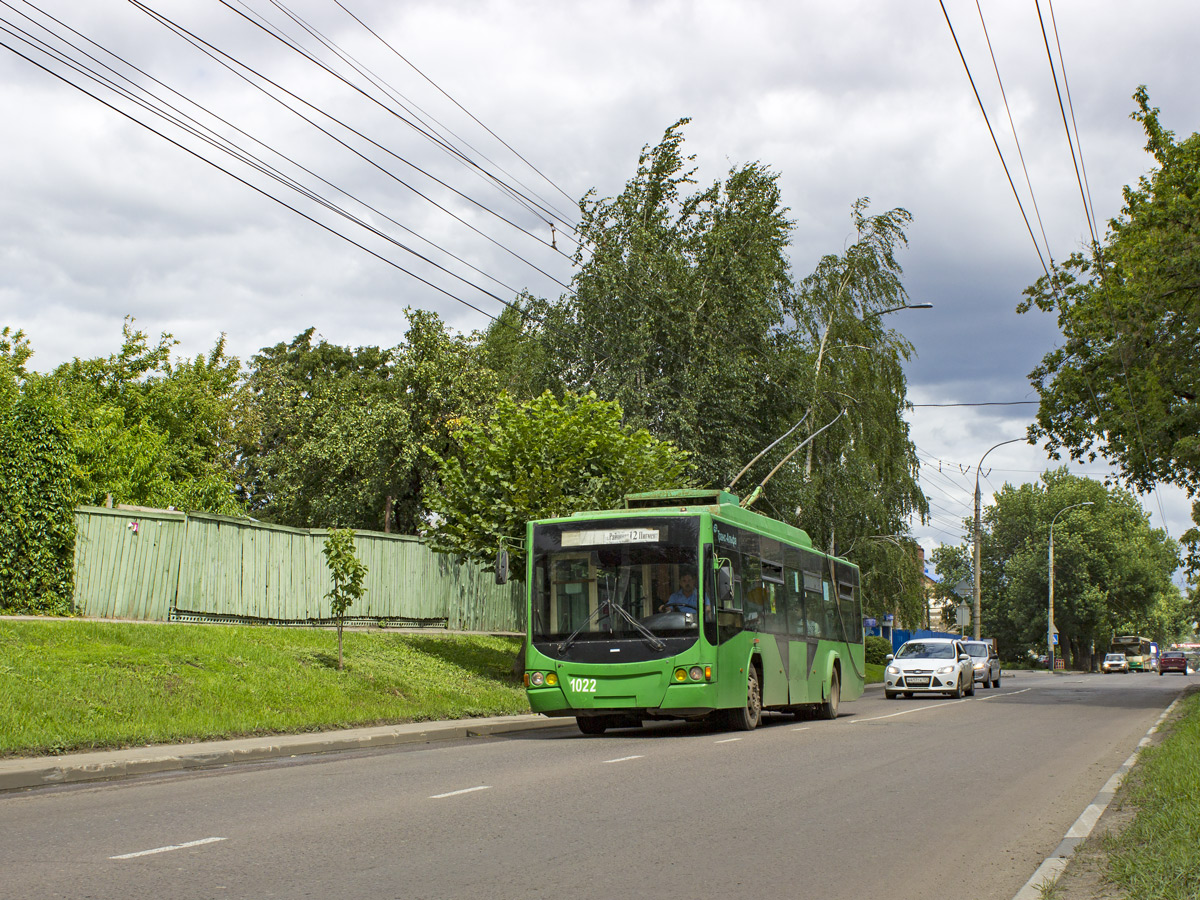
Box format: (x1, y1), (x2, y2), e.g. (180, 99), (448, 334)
(660, 572), (698, 615)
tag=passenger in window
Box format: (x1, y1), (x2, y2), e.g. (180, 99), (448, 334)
(661, 572), (698, 614)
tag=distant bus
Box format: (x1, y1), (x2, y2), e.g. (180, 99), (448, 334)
(1110, 635), (1154, 672)
(522, 489), (865, 734)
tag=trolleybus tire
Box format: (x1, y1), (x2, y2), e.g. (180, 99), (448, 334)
(728, 665), (762, 731)
(819, 670), (840, 720)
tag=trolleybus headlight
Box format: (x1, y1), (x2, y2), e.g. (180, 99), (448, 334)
(674, 668), (688, 683)
(529, 671), (545, 687)
(688, 666), (703, 682)
(545, 672), (558, 686)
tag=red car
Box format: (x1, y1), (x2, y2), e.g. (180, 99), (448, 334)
(1158, 651), (1189, 676)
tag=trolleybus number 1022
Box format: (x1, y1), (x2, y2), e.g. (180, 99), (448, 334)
(569, 677), (598, 693)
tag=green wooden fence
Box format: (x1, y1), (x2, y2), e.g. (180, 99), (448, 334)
(72, 507), (524, 632)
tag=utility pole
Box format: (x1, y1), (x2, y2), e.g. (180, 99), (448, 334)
(974, 439), (1023, 640)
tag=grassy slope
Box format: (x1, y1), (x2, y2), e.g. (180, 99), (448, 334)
(0, 620), (529, 756)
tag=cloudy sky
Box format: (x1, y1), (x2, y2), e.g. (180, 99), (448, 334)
(2, 0), (1196, 567)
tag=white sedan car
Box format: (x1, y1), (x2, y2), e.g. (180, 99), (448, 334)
(884, 638), (976, 699)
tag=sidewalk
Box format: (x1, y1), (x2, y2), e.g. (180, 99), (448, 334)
(0, 714), (575, 793)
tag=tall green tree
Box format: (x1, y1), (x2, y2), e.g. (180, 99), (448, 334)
(547, 119), (795, 491)
(1018, 87), (1200, 568)
(236, 310), (496, 532)
(540, 123), (927, 605)
(425, 391), (692, 574)
(31, 319), (241, 514)
(981, 469), (1179, 669)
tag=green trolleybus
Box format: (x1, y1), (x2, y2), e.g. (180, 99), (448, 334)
(522, 489), (865, 734)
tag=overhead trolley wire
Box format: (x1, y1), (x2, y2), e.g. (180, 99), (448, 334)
(203, 0), (573, 268)
(122, 0), (572, 293)
(1, 1), (529, 307)
(237, 0), (582, 247)
(0, 27), (505, 324)
(329, 0), (582, 219)
(1033, 0), (1098, 253)
(1036, 0), (1170, 532)
(975, 0), (1055, 268)
(1045, 0), (1099, 247)
(938, 0), (1051, 283)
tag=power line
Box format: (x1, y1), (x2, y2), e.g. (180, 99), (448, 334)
(974, 0), (1055, 268)
(938, 0), (1052, 283)
(327, 0), (583, 228)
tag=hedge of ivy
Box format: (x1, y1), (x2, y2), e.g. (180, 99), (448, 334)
(0, 397), (77, 614)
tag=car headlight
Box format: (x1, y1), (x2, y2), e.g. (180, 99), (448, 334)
(936, 665), (954, 674)
(886, 665), (899, 675)
(974, 662), (984, 670)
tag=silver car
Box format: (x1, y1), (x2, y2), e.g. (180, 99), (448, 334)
(962, 640), (1002, 688)
(884, 638), (976, 699)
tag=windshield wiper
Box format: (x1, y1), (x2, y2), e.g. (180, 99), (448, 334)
(606, 601), (666, 651)
(557, 601), (610, 653)
(558, 600), (666, 653)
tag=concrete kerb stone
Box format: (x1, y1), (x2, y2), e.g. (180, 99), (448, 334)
(0, 714), (574, 793)
(1010, 693), (1184, 900)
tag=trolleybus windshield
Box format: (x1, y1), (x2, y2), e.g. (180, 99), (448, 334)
(531, 516), (700, 649)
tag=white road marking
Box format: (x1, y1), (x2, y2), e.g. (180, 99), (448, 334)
(714, 737), (742, 743)
(430, 785), (491, 799)
(853, 688), (1031, 723)
(791, 727), (810, 732)
(110, 837), (226, 860)
(603, 755), (645, 764)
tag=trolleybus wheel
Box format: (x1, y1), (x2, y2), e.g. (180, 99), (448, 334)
(728, 666), (762, 731)
(819, 670), (840, 720)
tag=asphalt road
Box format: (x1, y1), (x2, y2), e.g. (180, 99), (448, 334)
(0, 671), (1184, 900)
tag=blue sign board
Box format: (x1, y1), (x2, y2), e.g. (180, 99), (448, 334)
(864, 618), (877, 628)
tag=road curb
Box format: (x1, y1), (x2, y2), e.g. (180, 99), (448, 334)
(1011, 695), (1182, 900)
(0, 714), (575, 793)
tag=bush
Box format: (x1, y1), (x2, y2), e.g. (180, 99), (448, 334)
(865, 635), (893, 666)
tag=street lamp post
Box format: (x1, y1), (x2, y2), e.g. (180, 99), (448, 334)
(973, 438), (1023, 640)
(1048, 501), (1095, 671)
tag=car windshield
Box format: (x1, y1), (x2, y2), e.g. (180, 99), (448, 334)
(1105, 654), (1125, 661)
(963, 642), (989, 657)
(895, 641), (954, 660)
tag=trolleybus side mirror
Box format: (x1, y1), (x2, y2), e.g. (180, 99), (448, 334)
(716, 565), (733, 605)
(495, 548), (509, 585)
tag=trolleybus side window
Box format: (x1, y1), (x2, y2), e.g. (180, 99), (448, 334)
(801, 551), (824, 636)
(783, 545), (806, 636)
(760, 538), (787, 634)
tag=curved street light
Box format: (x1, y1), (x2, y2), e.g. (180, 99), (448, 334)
(973, 438), (1024, 640)
(1048, 501), (1095, 671)
(875, 302), (934, 316)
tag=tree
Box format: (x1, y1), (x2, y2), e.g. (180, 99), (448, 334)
(546, 119), (796, 491)
(540, 123), (928, 604)
(930, 543), (973, 631)
(424, 391), (692, 574)
(322, 528), (366, 671)
(236, 310), (497, 532)
(1018, 87), (1200, 563)
(34, 319), (242, 514)
(980, 469), (1179, 669)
